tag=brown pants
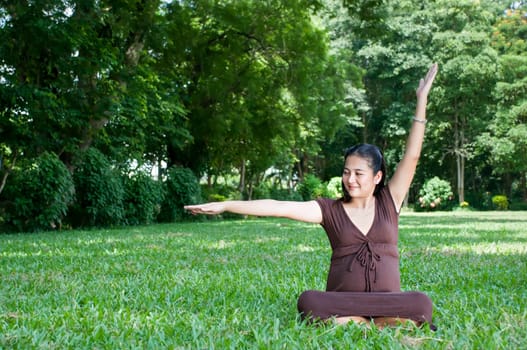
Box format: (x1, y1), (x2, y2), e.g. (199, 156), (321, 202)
(297, 290), (436, 330)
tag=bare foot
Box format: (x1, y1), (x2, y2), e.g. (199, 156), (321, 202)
(373, 317), (418, 329)
(334, 316), (371, 327)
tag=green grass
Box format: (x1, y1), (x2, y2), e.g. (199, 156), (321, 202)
(1, 211), (526, 349)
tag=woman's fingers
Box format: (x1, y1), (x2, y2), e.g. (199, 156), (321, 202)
(184, 203), (224, 215)
(417, 63), (438, 98)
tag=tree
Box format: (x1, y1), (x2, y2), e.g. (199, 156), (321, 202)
(477, 6), (527, 200)
(341, 0), (442, 202)
(331, 0), (508, 205)
(315, 0), (367, 180)
(161, 0), (350, 196)
(0, 0), (185, 184)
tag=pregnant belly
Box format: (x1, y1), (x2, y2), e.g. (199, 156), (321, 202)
(326, 254), (401, 292)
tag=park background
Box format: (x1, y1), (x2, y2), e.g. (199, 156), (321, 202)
(0, 0), (526, 232)
(1, 1), (526, 349)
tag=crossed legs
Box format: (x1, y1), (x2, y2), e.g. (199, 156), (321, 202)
(298, 290), (435, 330)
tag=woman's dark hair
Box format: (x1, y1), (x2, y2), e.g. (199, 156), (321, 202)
(341, 143), (386, 202)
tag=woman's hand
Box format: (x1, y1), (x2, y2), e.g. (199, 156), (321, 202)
(184, 202), (226, 215)
(416, 63), (438, 101)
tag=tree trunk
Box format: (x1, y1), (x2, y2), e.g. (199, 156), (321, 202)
(247, 181), (253, 200)
(454, 113), (465, 204)
(0, 151), (17, 195)
(362, 111), (368, 143)
(456, 153), (465, 204)
(239, 159), (246, 194)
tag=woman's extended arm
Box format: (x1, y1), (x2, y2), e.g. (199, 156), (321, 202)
(184, 199), (323, 224)
(388, 63), (438, 209)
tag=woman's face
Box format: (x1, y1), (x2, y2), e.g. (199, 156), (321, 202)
(342, 155), (382, 199)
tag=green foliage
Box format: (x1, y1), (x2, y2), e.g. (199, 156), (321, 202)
(269, 187), (303, 202)
(453, 200), (474, 212)
(252, 182), (303, 201)
(296, 174), (329, 201)
(0, 0), (171, 170)
(0, 152), (74, 232)
(162, 0), (351, 190)
(158, 166), (202, 222)
(0, 0), (526, 228)
(417, 176), (454, 211)
(326, 176), (343, 199)
(491, 194), (509, 210)
(201, 183), (241, 202)
(208, 193), (228, 202)
(251, 182), (271, 200)
(123, 171), (164, 226)
(69, 149), (125, 227)
(475, 9), (527, 202)
(465, 191), (494, 211)
(510, 200), (527, 211)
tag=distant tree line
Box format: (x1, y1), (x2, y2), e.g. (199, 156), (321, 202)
(0, 0), (526, 231)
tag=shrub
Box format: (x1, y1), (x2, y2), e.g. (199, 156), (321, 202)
(69, 148), (125, 227)
(208, 193), (228, 202)
(297, 174), (327, 201)
(251, 182), (271, 200)
(124, 171), (164, 225)
(465, 191), (493, 210)
(491, 195), (509, 210)
(454, 201), (473, 212)
(201, 183), (240, 202)
(269, 187), (303, 201)
(509, 200), (527, 211)
(326, 177), (343, 199)
(158, 166), (201, 222)
(252, 182), (303, 201)
(417, 177), (454, 211)
(1, 152), (75, 232)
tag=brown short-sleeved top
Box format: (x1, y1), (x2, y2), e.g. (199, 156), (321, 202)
(316, 186), (401, 293)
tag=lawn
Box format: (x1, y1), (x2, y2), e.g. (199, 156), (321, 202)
(1, 211), (526, 349)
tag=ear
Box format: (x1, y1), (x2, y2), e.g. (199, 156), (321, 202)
(374, 171), (383, 184)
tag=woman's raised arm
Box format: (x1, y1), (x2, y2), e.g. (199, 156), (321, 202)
(388, 63), (438, 209)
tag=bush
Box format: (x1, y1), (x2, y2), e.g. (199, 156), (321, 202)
(158, 166), (201, 222)
(453, 201), (474, 212)
(417, 177), (454, 211)
(491, 195), (509, 210)
(465, 191), (493, 210)
(460, 201), (470, 208)
(201, 183), (240, 202)
(326, 177), (342, 199)
(251, 182), (271, 200)
(124, 171), (164, 225)
(69, 148), (125, 227)
(269, 187), (303, 201)
(297, 174), (327, 201)
(252, 182), (303, 201)
(1, 152), (75, 232)
(509, 200), (527, 211)
(208, 193), (228, 202)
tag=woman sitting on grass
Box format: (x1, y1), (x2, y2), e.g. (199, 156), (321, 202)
(185, 63), (438, 330)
